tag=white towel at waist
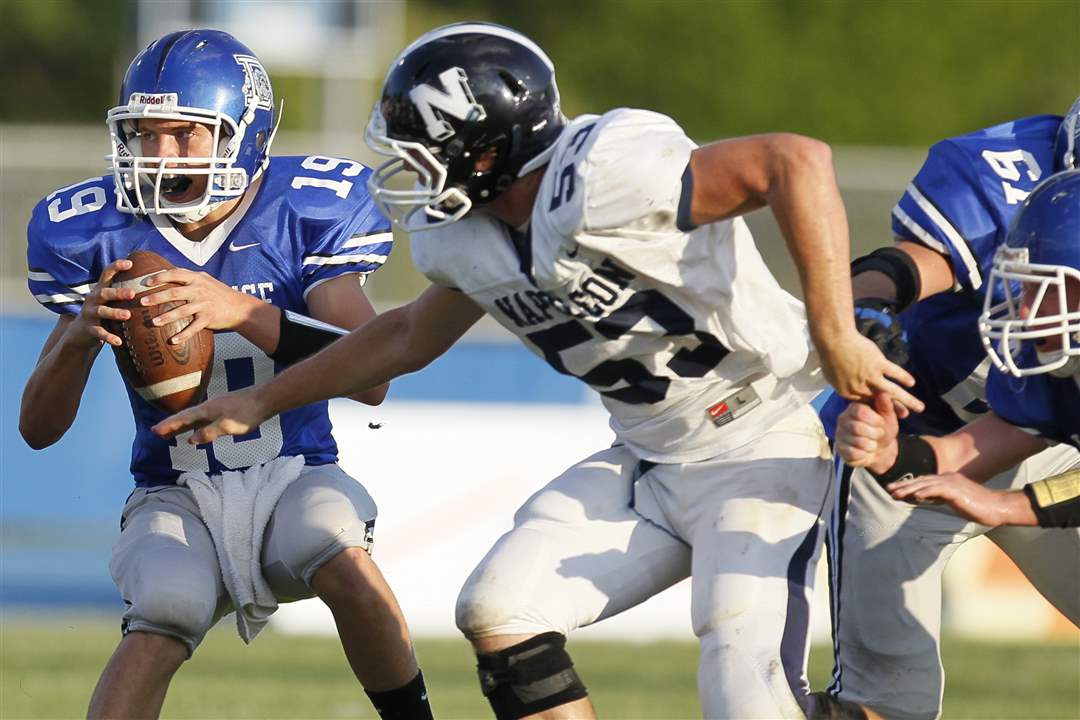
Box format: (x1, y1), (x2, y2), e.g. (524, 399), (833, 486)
(179, 454), (304, 643)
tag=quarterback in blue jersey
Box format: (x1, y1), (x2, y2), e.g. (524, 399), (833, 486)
(18, 30), (432, 720)
(822, 100), (1080, 719)
(859, 170), (1080, 527)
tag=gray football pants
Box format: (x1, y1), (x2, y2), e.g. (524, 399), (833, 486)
(109, 462), (377, 654)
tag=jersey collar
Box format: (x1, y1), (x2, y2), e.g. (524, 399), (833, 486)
(148, 175), (263, 266)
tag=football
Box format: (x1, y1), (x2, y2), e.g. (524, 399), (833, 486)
(105, 250), (214, 413)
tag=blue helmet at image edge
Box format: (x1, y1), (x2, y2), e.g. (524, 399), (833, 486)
(1007, 169), (1080, 267)
(1055, 95), (1080, 171)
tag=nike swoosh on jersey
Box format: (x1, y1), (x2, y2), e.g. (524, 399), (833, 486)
(228, 241), (260, 251)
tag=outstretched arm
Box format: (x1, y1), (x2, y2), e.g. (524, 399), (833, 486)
(836, 392), (1048, 486)
(153, 284), (484, 444)
(687, 134), (922, 414)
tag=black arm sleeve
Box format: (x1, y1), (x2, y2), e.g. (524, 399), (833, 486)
(268, 309), (348, 366)
(851, 246), (923, 311)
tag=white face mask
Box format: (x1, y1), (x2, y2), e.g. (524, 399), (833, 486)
(980, 246), (1080, 378)
(363, 106), (472, 232)
(105, 96), (275, 222)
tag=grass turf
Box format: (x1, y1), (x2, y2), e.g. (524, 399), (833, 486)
(2, 615), (1077, 718)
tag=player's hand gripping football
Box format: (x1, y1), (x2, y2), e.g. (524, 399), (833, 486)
(70, 258), (136, 348)
(886, 473), (1020, 524)
(152, 386), (268, 445)
(139, 268), (264, 345)
(835, 392), (901, 473)
(818, 330), (923, 417)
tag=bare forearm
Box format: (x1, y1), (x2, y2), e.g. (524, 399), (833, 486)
(255, 307), (409, 417)
(766, 138), (855, 345)
(233, 293), (282, 355)
(991, 490), (1040, 526)
(19, 334), (101, 448)
(925, 414), (1047, 482)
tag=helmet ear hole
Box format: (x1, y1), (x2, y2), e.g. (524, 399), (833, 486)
(255, 130), (268, 151)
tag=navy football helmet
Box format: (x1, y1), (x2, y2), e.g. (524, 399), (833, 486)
(365, 22), (566, 230)
(981, 169), (1080, 377)
(1055, 95), (1080, 171)
(107, 29), (278, 222)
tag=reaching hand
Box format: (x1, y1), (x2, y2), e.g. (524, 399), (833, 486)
(70, 259), (136, 348)
(152, 386), (267, 445)
(818, 331), (924, 417)
(886, 473), (1036, 527)
(835, 392), (900, 473)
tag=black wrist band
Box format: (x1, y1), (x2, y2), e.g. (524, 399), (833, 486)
(868, 434), (938, 487)
(268, 309), (348, 366)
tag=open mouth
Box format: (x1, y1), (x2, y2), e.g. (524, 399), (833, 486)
(160, 174), (195, 201)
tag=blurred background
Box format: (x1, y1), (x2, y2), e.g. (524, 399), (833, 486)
(2, 1), (1078, 718)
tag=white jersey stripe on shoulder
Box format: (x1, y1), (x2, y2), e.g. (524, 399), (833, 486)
(35, 292), (84, 305)
(891, 205), (947, 254)
(342, 232), (393, 249)
(398, 24), (554, 71)
(302, 253), (388, 267)
(904, 183), (982, 289)
(30, 273), (95, 296)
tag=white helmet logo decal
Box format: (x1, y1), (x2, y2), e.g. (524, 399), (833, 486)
(234, 54), (273, 111)
(409, 67), (487, 141)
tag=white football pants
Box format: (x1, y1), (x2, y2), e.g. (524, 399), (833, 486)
(828, 444), (1080, 720)
(456, 404), (833, 719)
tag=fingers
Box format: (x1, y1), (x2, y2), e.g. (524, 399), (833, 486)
(872, 379), (924, 415)
(97, 258), (133, 286)
(886, 475), (951, 507)
(145, 268), (195, 287)
(90, 323), (125, 347)
(836, 442), (875, 467)
(881, 359), (916, 388)
(151, 408), (201, 438)
(190, 423), (226, 445)
(165, 315), (207, 345)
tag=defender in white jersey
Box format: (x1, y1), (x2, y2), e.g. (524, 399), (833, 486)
(157, 23), (921, 719)
(19, 31), (432, 720)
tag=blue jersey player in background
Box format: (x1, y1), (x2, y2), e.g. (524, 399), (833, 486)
(821, 99), (1080, 719)
(865, 169), (1080, 527)
(19, 30), (433, 720)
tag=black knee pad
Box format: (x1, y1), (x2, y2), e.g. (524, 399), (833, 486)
(809, 692), (869, 720)
(476, 632), (588, 719)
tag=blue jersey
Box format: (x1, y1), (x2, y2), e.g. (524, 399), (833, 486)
(987, 358), (1080, 450)
(821, 115), (1062, 438)
(27, 155), (392, 487)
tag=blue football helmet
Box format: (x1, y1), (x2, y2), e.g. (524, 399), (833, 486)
(107, 29), (278, 222)
(1055, 95), (1080, 171)
(981, 169), (1080, 377)
(365, 22), (565, 231)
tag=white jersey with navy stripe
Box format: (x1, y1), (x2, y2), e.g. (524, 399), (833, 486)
(411, 108), (823, 463)
(26, 155), (392, 486)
